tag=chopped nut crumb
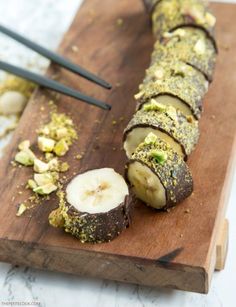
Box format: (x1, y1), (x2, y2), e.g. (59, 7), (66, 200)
(72, 45), (79, 53)
(116, 18), (124, 27)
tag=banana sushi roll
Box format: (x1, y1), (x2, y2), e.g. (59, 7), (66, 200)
(49, 168), (132, 243)
(135, 60), (208, 119)
(152, 0), (217, 50)
(125, 133), (193, 210)
(123, 100), (199, 160)
(152, 27), (217, 81)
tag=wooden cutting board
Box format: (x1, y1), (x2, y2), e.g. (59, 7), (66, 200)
(0, 0), (235, 294)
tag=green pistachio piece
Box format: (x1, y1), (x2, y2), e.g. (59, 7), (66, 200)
(205, 12), (216, 27)
(34, 173), (54, 186)
(194, 39), (206, 55)
(48, 158), (59, 171)
(143, 99), (167, 112)
(166, 106), (178, 122)
(150, 149), (168, 165)
(33, 183), (57, 195)
(15, 149), (35, 166)
(54, 139), (69, 156)
(27, 179), (37, 190)
(144, 132), (158, 145)
(33, 158), (49, 173)
(18, 140), (30, 151)
(45, 152), (54, 162)
(38, 136), (55, 152)
(55, 127), (68, 140)
(134, 91), (144, 100)
(16, 203), (27, 216)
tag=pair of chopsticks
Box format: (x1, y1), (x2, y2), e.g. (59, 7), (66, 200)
(0, 24), (112, 110)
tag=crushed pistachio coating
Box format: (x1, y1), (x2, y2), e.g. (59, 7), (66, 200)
(136, 60), (208, 118)
(150, 149), (167, 165)
(38, 112), (77, 146)
(13, 108), (78, 215)
(127, 135), (193, 209)
(124, 101), (199, 158)
(49, 191), (131, 243)
(152, 27), (216, 81)
(0, 75), (36, 98)
(152, 0), (216, 49)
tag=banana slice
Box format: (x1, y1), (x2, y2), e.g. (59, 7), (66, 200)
(152, 27), (216, 82)
(152, 0), (217, 50)
(135, 60), (208, 119)
(49, 168), (131, 243)
(146, 95), (192, 117)
(124, 100), (199, 160)
(126, 133), (193, 210)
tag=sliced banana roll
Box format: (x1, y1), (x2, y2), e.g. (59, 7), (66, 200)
(135, 60), (208, 118)
(152, 0), (217, 50)
(123, 100), (199, 160)
(49, 168), (132, 243)
(152, 27), (216, 81)
(126, 133), (193, 210)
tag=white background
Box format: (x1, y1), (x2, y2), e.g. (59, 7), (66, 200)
(0, 1), (235, 306)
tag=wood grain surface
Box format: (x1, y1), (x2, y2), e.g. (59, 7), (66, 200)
(0, 0), (235, 294)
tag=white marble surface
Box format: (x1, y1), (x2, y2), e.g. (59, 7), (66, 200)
(0, 1), (236, 306)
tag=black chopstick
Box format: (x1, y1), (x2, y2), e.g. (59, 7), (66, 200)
(0, 23), (112, 90)
(0, 61), (111, 110)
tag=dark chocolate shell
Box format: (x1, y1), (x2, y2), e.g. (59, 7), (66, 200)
(49, 193), (133, 243)
(64, 195), (132, 243)
(125, 137), (193, 210)
(123, 106), (199, 159)
(152, 27), (216, 81)
(152, 0), (217, 50)
(135, 60), (208, 119)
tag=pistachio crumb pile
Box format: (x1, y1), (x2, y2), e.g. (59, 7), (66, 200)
(14, 105), (78, 216)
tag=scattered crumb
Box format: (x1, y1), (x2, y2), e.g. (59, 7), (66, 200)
(119, 116), (124, 121)
(10, 161), (17, 167)
(112, 147), (116, 151)
(116, 18), (124, 27)
(112, 120), (117, 125)
(180, 234), (183, 238)
(116, 82), (121, 87)
(72, 45), (79, 53)
(184, 208), (190, 214)
(211, 114), (216, 119)
(16, 203), (27, 217)
(75, 154), (83, 160)
(88, 9), (96, 17)
(220, 44), (230, 51)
